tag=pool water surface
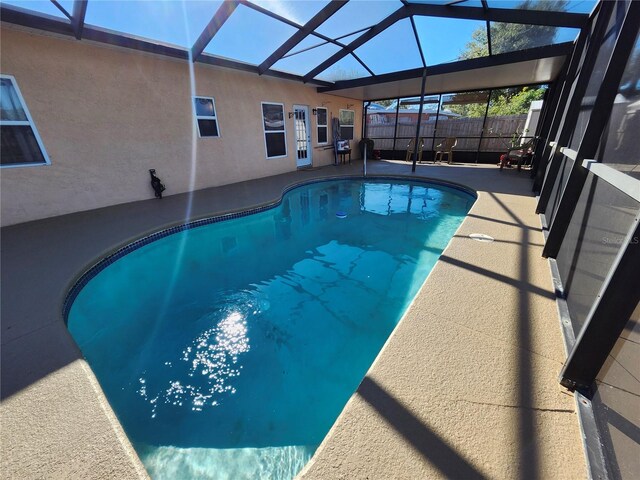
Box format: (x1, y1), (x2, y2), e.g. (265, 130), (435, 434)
(67, 179), (474, 479)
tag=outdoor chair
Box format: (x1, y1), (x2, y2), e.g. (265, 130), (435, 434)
(405, 137), (425, 162)
(435, 137), (457, 164)
(336, 140), (351, 164)
(500, 137), (537, 171)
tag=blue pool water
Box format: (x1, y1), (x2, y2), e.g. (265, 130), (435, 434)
(67, 179), (474, 479)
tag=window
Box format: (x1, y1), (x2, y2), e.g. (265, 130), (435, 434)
(316, 107), (328, 145)
(339, 109), (355, 140)
(1, 75), (50, 167)
(261, 102), (287, 158)
(194, 96), (219, 137)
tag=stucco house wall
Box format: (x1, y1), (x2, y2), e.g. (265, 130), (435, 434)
(0, 26), (362, 227)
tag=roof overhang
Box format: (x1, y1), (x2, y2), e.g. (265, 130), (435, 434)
(317, 42), (573, 100)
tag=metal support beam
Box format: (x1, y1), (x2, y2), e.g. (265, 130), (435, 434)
(245, 0), (369, 55)
(191, 1), (239, 62)
(279, 27), (372, 59)
(430, 94), (442, 163)
(392, 97), (401, 159)
(351, 52), (376, 77)
(411, 69), (427, 173)
(407, 3), (587, 28)
(476, 90), (492, 164)
(531, 35), (576, 192)
(530, 80), (561, 189)
(559, 217), (640, 391)
(410, 16), (427, 68)
(71, 0), (87, 39)
(244, 0), (378, 80)
(258, 0), (348, 74)
(303, 7), (407, 82)
(363, 101), (370, 140)
(51, 0), (72, 20)
(536, 1), (615, 214)
(543, 1), (640, 259)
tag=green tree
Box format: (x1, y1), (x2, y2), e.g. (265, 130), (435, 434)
(452, 0), (562, 117)
(488, 87), (546, 116)
(459, 0), (568, 58)
(445, 87), (546, 118)
(459, 28), (490, 60)
(376, 99), (395, 108)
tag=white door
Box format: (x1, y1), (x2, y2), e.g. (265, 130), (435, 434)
(294, 105), (312, 167)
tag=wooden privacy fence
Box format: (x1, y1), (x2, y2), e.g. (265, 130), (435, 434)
(366, 114), (528, 152)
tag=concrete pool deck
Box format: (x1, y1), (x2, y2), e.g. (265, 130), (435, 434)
(1, 160), (584, 479)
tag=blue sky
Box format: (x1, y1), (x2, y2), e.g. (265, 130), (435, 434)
(4, 0), (589, 79)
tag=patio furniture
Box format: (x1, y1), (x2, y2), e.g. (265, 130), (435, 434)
(337, 140), (351, 164)
(405, 137), (425, 162)
(435, 137), (457, 164)
(500, 137), (537, 171)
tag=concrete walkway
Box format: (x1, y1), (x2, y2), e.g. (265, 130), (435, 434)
(1, 161), (584, 479)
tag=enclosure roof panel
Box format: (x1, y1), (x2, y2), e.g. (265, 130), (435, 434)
(313, 0), (403, 39)
(315, 53), (373, 82)
(204, 3), (298, 65)
(414, 15), (488, 65)
(0, 0), (591, 89)
(272, 41), (342, 76)
(353, 18), (424, 74)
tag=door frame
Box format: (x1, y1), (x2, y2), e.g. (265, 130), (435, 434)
(293, 104), (312, 168)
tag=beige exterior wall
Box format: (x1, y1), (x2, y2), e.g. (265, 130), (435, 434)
(0, 26), (362, 227)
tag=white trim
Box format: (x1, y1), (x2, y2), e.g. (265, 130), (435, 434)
(0, 161), (51, 169)
(0, 74), (51, 168)
(316, 106), (328, 145)
(339, 108), (355, 141)
(193, 95), (220, 138)
(261, 101), (287, 159)
(559, 146), (578, 160)
(293, 104), (312, 167)
(2, 120), (30, 126)
(582, 159), (640, 203)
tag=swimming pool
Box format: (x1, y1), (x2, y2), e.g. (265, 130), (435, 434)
(66, 178), (475, 479)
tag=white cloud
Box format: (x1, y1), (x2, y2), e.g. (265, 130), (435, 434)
(251, 0), (303, 25)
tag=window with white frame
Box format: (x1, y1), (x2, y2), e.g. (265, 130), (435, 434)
(0, 75), (50, 167)
(339, 109), (355, 140)
(194, 96), (220, 137)
(316, 107), (328, 145)
(262, 102), (287, 158)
